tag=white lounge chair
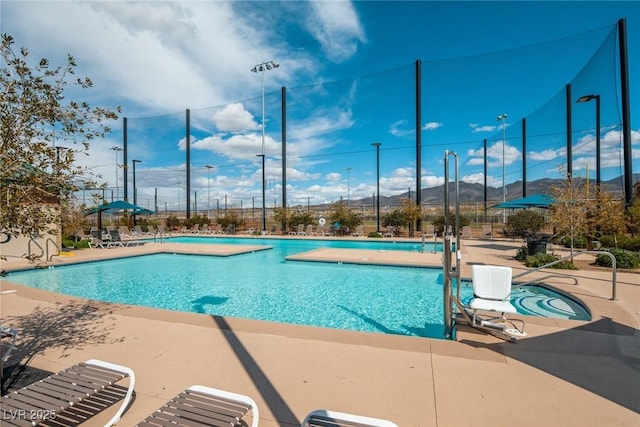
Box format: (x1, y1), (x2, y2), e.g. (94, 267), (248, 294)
(482, 225), (493, 239)
(1, 359), (135, 427)
(139, 385), (259, 427)
(468, 265), (525, 335)
(423, 224), (435, 239)
(461, 226), (473, 239)
(1, 325), (17, 363)
(302, 409), (398, 427)
(352, 225), (364, 237)
(296, 224), (306, 235)
(305, 224), (314, 236)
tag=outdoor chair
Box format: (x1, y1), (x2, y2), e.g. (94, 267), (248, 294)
(383, 226), (394, 238)
(352, 225), (364, 237)
(461, 226), (473, 239)
(109, 229), (147, 247)
(302, 409), (398, 427)
(423, 224), (435, 239)
(89, 229), (121, 249)
(1, 359), (135, 427)
(1, 325), (17, 363)
(138, 385), (259, 427)
(296, 224), (306, 235)
(305, 224), (314, 236)
(482, 225), (493, 239)
(467, 265), (525, 334)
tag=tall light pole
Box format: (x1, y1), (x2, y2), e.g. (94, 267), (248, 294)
(132, 159), (142, 225)
(205, 164), (213, 217)
(111, 146), (123, 201)
(251, 60), (279, 233)
(496, 114), (507, 223)
(371, 142), (381, 232)
(346, 167), (351, 207)
(577, 94), (601, 188)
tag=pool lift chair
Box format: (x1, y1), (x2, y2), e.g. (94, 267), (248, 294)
(442, 150), (524, 343)
(464, 265), (526, 337)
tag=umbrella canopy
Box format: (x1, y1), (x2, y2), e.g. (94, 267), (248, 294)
(86, 200), (152, 215)
(85, 200), (152, 229)
(492, 194), (555, 209)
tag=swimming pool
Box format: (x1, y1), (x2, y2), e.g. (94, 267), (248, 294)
(5, 238), (589, 338)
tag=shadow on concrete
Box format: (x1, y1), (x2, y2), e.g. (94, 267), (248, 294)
(459, 317), (639, 412)
(211, 315), (299, 426)
(2, 300), (120, 392)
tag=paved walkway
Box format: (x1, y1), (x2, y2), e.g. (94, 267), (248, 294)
(1, 235), (638, 426)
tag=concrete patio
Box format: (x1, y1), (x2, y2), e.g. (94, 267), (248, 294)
(1, 235), (638, 426)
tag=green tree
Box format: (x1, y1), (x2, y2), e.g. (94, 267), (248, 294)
(627, 198), (640, 237)
(506, 210), (546, 239)
(382, 199), (423, 236)
(1, 34), (120, 238)
(328, 201), (361, 232)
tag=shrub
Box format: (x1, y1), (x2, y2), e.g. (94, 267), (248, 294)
(556, 235), (588, 249)
(506, 210), (545, 239)
(598, 235), (640, 251)
(514, 245), (528, 261)
(524, 253), (577, 269)
(595, 248), (640, 269)
(368, 231), (382, 238)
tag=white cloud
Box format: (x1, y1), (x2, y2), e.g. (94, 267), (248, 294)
(423, 122), (443, 131)
(306, 0), (366, 62)
(212, 103), (259, 132)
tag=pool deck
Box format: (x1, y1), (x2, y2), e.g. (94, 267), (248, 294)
(1, 235), (639, 426)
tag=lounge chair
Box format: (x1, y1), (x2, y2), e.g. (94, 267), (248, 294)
(190, 224), (200, 234)
(461, 226), (473, 239)
(296, 224), (306, 236)
(139, 385), (259, 427)
(481, 225), (493, 239)
(382, 226), (394, 238)
(1, 359), (135, 427)
(467, 265), (525, 335)
(134, 225), (150, 237)
(109, 229), (146, 247)
(351, 225), (364, 237)
(212, 224), (223, 235)
(89, 229), (122, 249)
(305, 224), (314, 236)
(423, 224), (435, 239)
(302, 409), (398, 427)
(199, 224), (210, 234)
(1, 325), (17, 363)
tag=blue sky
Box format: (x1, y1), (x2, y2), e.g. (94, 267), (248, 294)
(2, 1), (639, 212)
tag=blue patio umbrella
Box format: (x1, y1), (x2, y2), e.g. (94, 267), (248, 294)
(86, 200), (152, 229)
(492, 194), (555, 209)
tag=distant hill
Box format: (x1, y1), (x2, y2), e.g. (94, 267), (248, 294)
(344, 174), (640, 207)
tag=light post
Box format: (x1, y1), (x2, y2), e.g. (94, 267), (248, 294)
(132, 159), (142, 225)
(496, 113), (508, 223)
(346, 167), (351, 207)
(371, 142), (381, 232)
(251, 60), (279, 233)
(577, 94), (601, 188)
(111, 146), (123, 201)
(256, 154), (266, 231)
(205, 165), (213, 217)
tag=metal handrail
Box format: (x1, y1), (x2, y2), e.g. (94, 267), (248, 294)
(45, 238), (60, 262)
(512, 250), (617, 300)
(27, 238), (44, 263)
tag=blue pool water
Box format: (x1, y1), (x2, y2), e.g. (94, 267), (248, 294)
(6, 238), (589, 339)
